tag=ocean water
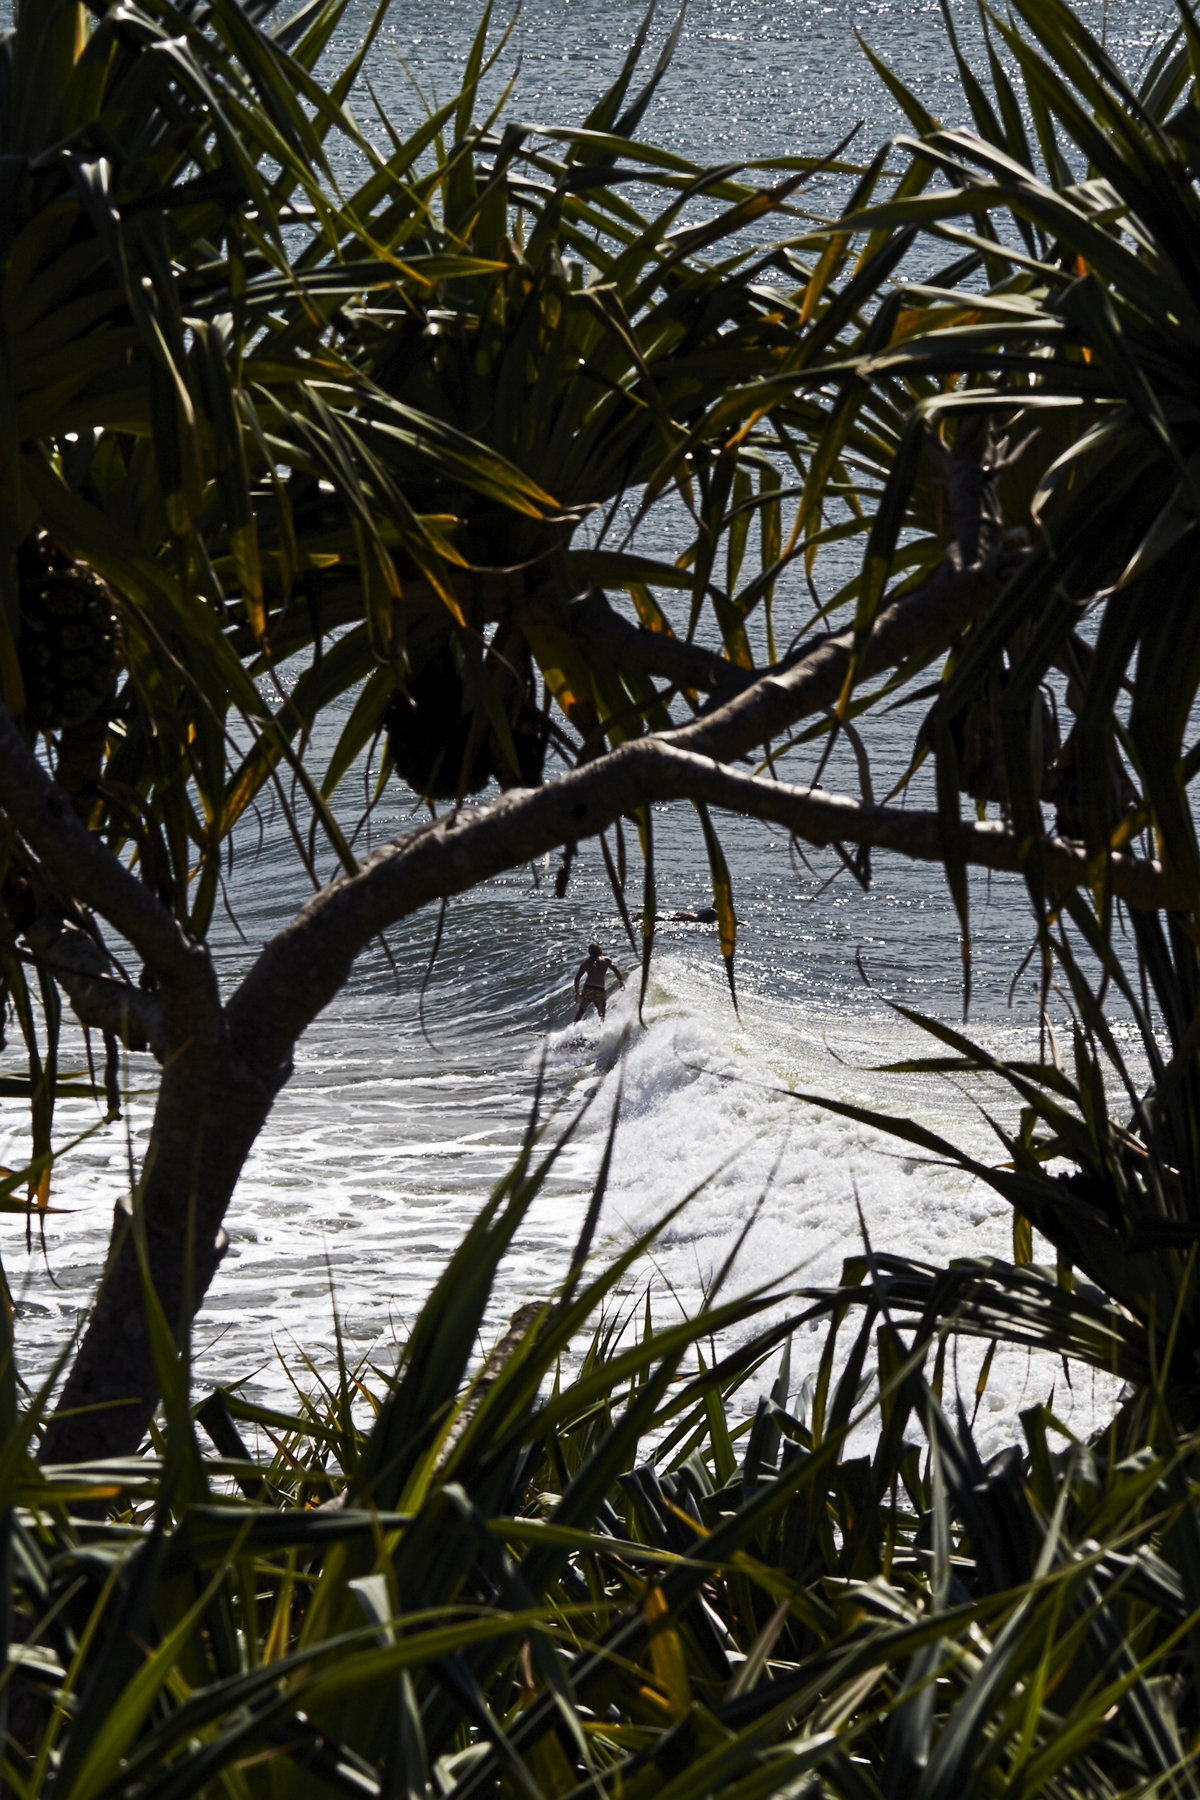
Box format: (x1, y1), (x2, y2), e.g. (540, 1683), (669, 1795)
(0, 0), (1160, 1455)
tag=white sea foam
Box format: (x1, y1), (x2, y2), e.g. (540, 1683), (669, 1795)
(540, 955), (1123, 1459)
(0, 911), (1132, 1493)
(2, 944), (1121, 1458)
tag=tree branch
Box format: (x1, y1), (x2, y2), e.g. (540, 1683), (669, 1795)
(565, 416), (1020, 731)
(670, 542), (1027, 764)
(564, 537), (1026, 749)
(227, 739), (1177, 1081)
(224, 426), (1035, 1078)
(0, 714), (184, 974)
(0, 708), (219, 1044)
(21, 917), (164, 1058)
(567, 587), (756, 700)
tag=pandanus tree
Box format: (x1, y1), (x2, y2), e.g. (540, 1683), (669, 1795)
(0, 0), (1193, 1479)
(8, 3), (1200, 1797)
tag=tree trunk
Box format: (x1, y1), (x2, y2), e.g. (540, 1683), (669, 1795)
(38, 1050), (283, 1466)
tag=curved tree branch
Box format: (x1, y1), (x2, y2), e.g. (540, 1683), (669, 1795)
(24, 930), (164, 1059)
(566, 413), (1019, 725)
(0, 709), (219, 1047)
(226, 739), (1176, 1083)
(567, 587), (757, 699)
(669, 536), (1028, 762)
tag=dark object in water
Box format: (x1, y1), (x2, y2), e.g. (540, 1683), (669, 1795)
(386, 643), (548, 801)
(661, 907), (718, 923)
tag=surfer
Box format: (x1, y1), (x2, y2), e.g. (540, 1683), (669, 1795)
(659, 906), (718, 923)
(573, 943), (626, 1022)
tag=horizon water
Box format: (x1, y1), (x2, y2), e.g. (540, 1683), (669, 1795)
(0, 0), (1161, 1457)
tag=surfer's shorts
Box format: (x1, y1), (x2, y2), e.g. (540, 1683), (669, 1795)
(579, 986), (607, 1017)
